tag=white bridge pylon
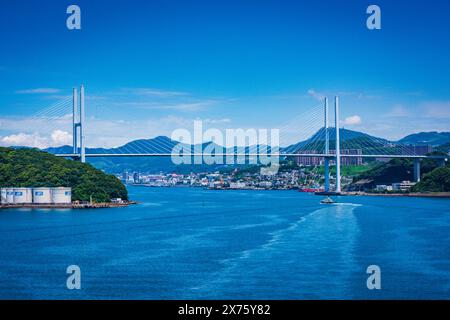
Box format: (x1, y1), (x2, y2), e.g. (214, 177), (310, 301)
(72, 85), (85, 163)
(322, 96), (340, 193)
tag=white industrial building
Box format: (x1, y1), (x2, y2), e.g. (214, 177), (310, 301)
(0, 187), (72, 205)
(392, 181), (416, 192)
(13, 187), (33, 204)
(32, 187), (52, 204)
(51, 187), (72, 204)
(6, 188), (14, 203)
(0, 188), (6, 203)
(229, 182), (247, 189)
(375, 185), (393, 192)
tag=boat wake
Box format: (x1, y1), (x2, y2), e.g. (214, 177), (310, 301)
(190, 203), (362, 298)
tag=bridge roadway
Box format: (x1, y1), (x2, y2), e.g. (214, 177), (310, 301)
(55, 153), (449, 160)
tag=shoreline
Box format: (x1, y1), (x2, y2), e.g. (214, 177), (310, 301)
(129, 185), (450, 198)
(341, 192), (450, 198)
(0, 201), (138, 210)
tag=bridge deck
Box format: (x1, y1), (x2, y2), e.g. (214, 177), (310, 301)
(54, 153), (448, 159)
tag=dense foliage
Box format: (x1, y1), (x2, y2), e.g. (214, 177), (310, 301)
(349, 157), (447, 192)
(411, 167), (450, 192)
(0, 147), (128, 202)
(349, 158), (414, 190)
(435, 142), (450, 154)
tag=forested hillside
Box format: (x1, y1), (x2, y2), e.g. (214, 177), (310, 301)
(0, 147), (127, 202)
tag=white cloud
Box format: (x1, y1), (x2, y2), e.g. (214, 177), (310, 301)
(16, 88), (61, 94)
(342, 115), (362, 126)
(85, 87), (224, 113)
(307, 89), (325, 102)
(203, 118), (231, 124)
(123, 88), (189, 97)
(386, 105), (411, 117)
(383, 101), (450, 119)
(51, 130), (72, 145)
(0, 127), (73, 149)
(160, 101), (216, 111)
(115, 100), (218, 111)
(0, 133), (48, 148)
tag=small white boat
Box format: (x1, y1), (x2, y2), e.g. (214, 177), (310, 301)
(320, 196), (335, 204)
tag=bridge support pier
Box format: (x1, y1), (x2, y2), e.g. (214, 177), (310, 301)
(335, 96), (341, 193)
(72, 85), (86, 163)
(414, 158), (421, 182)
(324, 97), (330, 192)
(72, 88), (78, 154)
(324, 158), (330, 192)
(80, 85), (85, 163)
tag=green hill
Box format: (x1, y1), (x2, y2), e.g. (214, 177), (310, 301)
(411, 167), (450, 192)
(0, 147), (127, 202)
(348, 158), (414, 191)
(348, 157), (446, 191)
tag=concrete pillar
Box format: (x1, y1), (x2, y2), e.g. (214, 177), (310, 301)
(335, 96), (341, 193)
(414, 158), (421, 182)
(73, 88), (78, 154)
(80, 85), (86, 163)
(324, 97), (330, 192)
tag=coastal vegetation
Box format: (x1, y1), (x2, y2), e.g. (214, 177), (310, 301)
(411, 167), (450, 192)
(349, 158), (414, 190)
(349, 155), (449, 192)
(0, 147), (128, 202)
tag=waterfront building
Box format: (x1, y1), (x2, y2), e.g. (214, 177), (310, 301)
(33, 187), (52, 204)
(392, 181), (416, 192)
(122, 171), (129, 182)
(111, 198), (124, 204)
(1, 187), (72, 205)
(375, 185), (393, 192)
(230, 182), (246, 189)
(259, 181), (273, 188)
(51, 187), (72, 204)
(0, 188), (7, 204)
(6, 188), (14, 203)
(13, 188), (33, 204)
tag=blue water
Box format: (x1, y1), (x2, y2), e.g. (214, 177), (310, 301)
(0, 187), (449, 299)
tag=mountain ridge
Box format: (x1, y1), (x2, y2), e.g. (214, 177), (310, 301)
(43, 130), (450, 174)
(397, 131), (450, 146)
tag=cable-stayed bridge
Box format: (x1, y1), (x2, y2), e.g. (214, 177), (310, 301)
(16, 85), (449, 193)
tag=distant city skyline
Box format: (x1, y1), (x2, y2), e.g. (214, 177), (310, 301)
(1, 0), (450, 148)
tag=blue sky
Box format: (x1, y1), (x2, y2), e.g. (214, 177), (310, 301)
(1, 0), (449, 147)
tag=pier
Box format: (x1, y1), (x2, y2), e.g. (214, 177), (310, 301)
(0, 201), (136, 210)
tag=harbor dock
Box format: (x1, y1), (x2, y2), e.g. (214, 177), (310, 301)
(0, 201), (137, 210)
